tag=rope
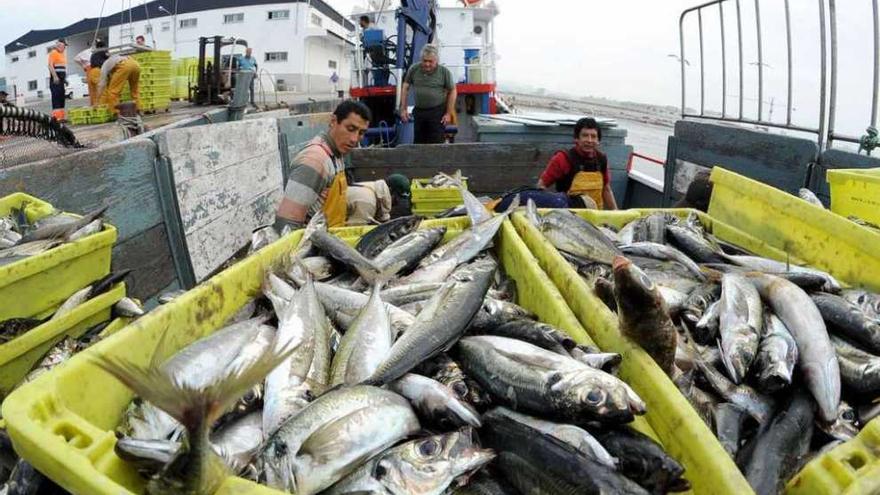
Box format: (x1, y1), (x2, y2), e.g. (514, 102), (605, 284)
(91, 0), (108, 47)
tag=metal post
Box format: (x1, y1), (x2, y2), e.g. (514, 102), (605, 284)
(818, 0), (828, 150)
(698, 9), (705, 115)
(736, 0), (744, 119)
(872, 0), (879, 128)
(784, 0), (793, 125)
(828, 0), (838, 146)
(754, 0), (764, 121)
(679, 10), (687, 115)
(720, 2), (727, 117)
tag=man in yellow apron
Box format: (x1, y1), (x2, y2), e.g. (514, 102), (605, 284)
(275, 100), (372, 231)
(537, 117), (618, 209)
(97, 54), (141, 116)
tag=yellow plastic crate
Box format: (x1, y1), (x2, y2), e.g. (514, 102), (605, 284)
(411, 177), (468, 202)
(0, 193), (117, 322)
(2, 217), (666, 495)
(827, 168), (880, 227)
(709, 167), (880, 292)
(0, 282), (125, 399)
(511, 208), (773, 495)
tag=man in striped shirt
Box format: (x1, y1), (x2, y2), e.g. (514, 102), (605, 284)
(275, 100), (372, 230)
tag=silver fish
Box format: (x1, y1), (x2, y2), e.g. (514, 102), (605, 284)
(368, 259), (496, 385)
(620, 242), (706, 280)
(389, 373), (482, 427)
(719, 273), (762, 384)
(798, 188), (824, 207)
(65, 219), (103, 242)
(457, 335), (645, 423)
(114, 297), (145, 317)
(531, 209), (621, 264)
(489, 407), (617, 468)
(331, 284), (393, 386)
(727, 255), (841, 293)
(747, 273), (841, 423)
(753, 313), (798, 393)
(258, 385), (420, 495)
(314, 282), (415, 336)
(325, 429), (494, 495)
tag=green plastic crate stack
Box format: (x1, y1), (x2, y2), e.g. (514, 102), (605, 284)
(121, 50), (172, 111)
(67, 105), (114, 125)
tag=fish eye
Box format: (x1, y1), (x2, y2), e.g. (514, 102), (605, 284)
(638, 272), (653, 288)
(418, 439), (440, 457)
(586, 389), (606, 404)
(451, 381), (469, 398)
(842, 409), (856, 421)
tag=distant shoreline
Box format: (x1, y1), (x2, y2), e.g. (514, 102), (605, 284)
(499, 90), (679, 129)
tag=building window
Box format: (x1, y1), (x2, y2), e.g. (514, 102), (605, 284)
(328, 60), (337, 69)
(265, 52), (288, 62)
(223, 13), (244, 24)
(161, 21), (170, 32)
(311, 13), (323, 27)
(28, 50), (36, 58)
(28, 80), (37, 91)
(11, 56), (18, 63)
(268, 9), (289, 20)
(179, 18), (197, 29)
(145, 25), (153, 34)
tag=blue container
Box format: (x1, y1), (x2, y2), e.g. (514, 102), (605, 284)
(363, 29), (385, 48)
(396, 121), (414, 145)
(464, 49), (481, 83)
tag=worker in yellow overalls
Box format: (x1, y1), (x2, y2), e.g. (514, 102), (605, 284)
(86, 39), (109, 106)
(275, 100), (372, 231)
(97, 54), (141, 116)
(537, 117), (618, 209)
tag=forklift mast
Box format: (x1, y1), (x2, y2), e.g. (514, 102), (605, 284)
(195, 36), (248, 106)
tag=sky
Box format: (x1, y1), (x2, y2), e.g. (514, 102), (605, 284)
(1, 0), (877, 138)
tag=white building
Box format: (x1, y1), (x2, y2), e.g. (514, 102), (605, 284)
(3, 0), (354, 101)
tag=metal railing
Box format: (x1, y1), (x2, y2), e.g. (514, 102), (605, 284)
(678, 0), (880, 150)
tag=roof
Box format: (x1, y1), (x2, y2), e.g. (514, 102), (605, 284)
(5, 0), (354, 54)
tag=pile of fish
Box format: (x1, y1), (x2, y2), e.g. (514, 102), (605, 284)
(0, 290), (145, 494)
(423, 170), (467, 189)
(524, 202), (880, 494)
(95, 187), (689, 495)
(0, 270), (143, 345)
(0, 204), (108, 265)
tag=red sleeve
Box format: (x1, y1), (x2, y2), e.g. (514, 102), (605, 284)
(540, 151), (570, 186)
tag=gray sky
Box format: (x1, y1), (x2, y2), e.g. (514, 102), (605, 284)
(1, 0), (877, 138)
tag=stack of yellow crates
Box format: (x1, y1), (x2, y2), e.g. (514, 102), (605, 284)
(122, 50), (171, 112)
(67, 105), (114, 125)
(171, 57), (199, 101)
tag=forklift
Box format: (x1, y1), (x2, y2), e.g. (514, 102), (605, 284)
(194, 36), (249, 105)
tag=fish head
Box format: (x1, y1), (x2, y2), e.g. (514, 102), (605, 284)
(551, 368), (641, 423)
(376, 428), (495, 495)
(718, 325), (758, 385)
(821, 402), (860, 441)
(801, 357), (842, 423)
(612, 256), (663, 312)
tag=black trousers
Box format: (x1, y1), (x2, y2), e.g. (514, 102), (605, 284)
(413, 104), (446, 144)
(49, 74), (66, 111)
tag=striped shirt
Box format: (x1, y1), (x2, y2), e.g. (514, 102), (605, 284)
(276, 132), (345, 228)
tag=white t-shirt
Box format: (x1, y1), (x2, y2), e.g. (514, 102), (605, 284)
(74, 48), (92, 67)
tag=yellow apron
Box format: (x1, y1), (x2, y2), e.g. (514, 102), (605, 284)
(568, 170), (605, 209)
(322, 172), (349, 227)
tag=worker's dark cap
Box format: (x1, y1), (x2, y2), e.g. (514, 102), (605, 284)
(57, 38), (67, 45)
(386, 174), (411, 197)
(0, 91), (8, 96)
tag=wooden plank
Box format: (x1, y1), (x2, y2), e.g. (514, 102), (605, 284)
(0, 139), (163, 243)
(186, 191), (279, 280)
(111, 223), (176, 301)
(157, 119), (283, 282)
(175, 152), (280, 231)
(157, 118), (280, 183)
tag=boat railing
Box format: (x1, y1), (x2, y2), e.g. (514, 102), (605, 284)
(678, 0), (879, 151)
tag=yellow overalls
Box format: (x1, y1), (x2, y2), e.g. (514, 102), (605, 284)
(568, 170), (605, 209)
(87, 66), (102, 106)
(100, 57), (141, 115)
(311, 141), (348, 227)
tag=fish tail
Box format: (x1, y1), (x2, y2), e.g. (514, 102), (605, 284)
(90, 328), (301, 429)
(360, 260), (406, 287)
(438, 171), (493, 226)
